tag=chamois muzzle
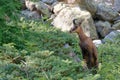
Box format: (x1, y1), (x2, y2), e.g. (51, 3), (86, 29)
(69, 26), (77, 33)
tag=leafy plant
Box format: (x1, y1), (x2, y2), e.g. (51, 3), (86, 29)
(0, 0), (120, 79)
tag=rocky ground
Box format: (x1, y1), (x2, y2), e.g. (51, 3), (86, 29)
(20, 0), (120, 46)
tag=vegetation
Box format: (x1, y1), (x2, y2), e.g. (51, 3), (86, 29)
(0, 0), (120, 80)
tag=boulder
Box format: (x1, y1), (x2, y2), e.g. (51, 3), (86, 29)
(25, 0), (52, 18)
(58, 0), (81, 4)
(28, 11), (41, 19)
(64, 44), (81, 62)
(112, 21), (120, 30)
(114, 16), (120, 22)
(95, 21), (112, 38)
(114, 0), (120, 12)
(112, 16), (120, 29)
(96, 4), (119, 21)
(79, 0), (97, 16)
(52, 3), (98, 39)
(35, 1), (52, 18)
(103, 30), (120, 42)
(52, 2), (68, 15)
(25, 0), (36, 11)
(93, 40), (103, 47)
(21, 10), (41, 19)
(94, 0), (114, 7)
(94, 0), (120, 12)
(42, 0), (57, 5)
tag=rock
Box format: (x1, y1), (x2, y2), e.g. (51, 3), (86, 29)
(68, 52), (81, 62)
(94, 0), (114, 7)
(21, 10), (41, 19)
(63, 43), (81, 62)
(64, 43), (70, 48)
(67, 0), (80, 4)
(42, 0), (57, 4)
(114, 0), (120, 12)
(35, 1), (52, 18)
(73, 56), (81, 62)
(96, 4), (119, 21)
(52, 2), (68, 15)
(95, 21), (112, 38)
(25, 0), (36, 11)
(79, 0), (97, 16)
(93, 40), (102, 47)
(57, 0), (81, 4)
(69, 52), (76, 57)
(21, 10), (30, 18)
(57, 0), (67, 3)
(56, 0), (97, 16)
(52, 3), (98, 39)
(112, 21), (120, 29)
(113, 16), (120, 23)
(103, 30), (120, 42)
(25, 0), (52, 18)
(28, 11), (41, 19)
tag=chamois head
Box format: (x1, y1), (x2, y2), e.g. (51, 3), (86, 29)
(70, 18), (84, 33)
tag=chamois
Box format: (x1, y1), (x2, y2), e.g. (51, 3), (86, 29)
(70, 18), (98, 69)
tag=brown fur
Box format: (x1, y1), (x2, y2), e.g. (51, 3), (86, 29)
(70, 18), (98, 69)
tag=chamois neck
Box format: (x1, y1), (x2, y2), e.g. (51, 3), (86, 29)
(77, 27), (88, 41)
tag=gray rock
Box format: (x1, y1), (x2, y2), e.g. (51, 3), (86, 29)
(93, 40), (103, 47)
(94, 0), (114, 7)
(103, 30), (120, 42)
(63, 43), (81, 62)
(94, 0), (120, 12)
(21, 10), (30, 18)
(95, 21), (112, 38)
(64, 44), (70, 48)
(114, 16), (120, 23)
(35, 1), (52, 18)
(69, 52), (76, 57)
(42, 0), (57, 4)
(28, 11), (41, 19)
(21, 10), (41, 19)
(52, 3), (98, 39)
(73, 56), (81, 62)
(69, 52), (81, 62)
(96, 4), (119, 21)
(112, 21), (120, 30)
(25, 0), (52, 18)
(25, 0), (36, 11)
(79, 0), (97, 16)
(114, 0), (120, 12)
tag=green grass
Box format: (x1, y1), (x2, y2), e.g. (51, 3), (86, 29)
(97, 38), (120, 80)
(0, 18), (120, 80)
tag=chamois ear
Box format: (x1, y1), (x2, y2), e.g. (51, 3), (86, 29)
(73, 18), (84, 26)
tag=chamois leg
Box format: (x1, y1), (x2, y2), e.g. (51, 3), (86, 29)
(88, 53), (93, 69)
